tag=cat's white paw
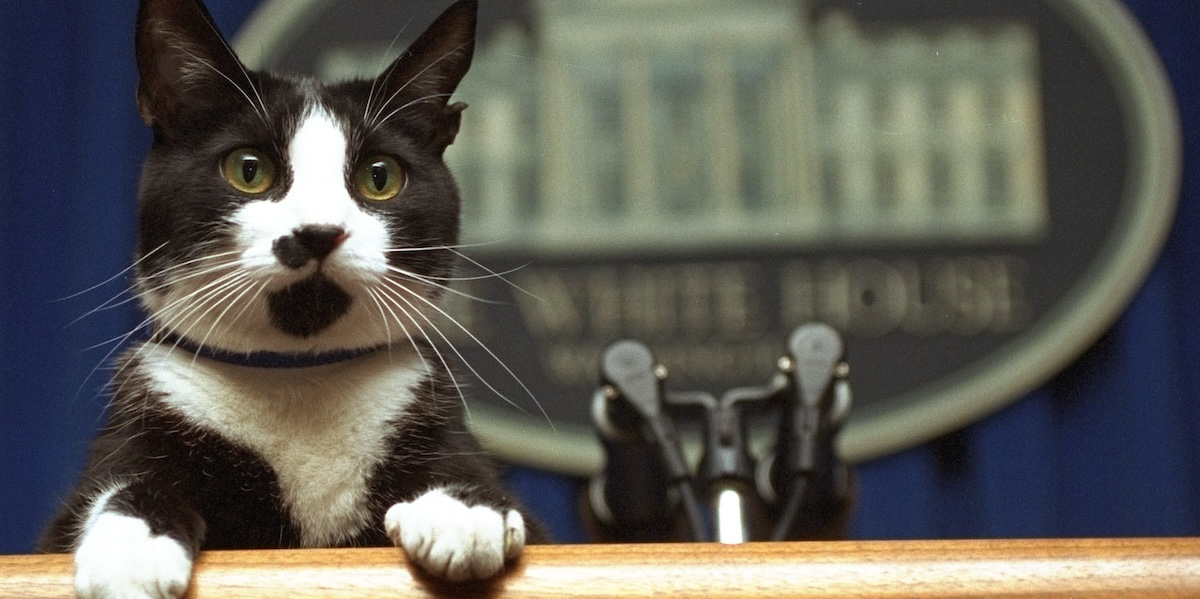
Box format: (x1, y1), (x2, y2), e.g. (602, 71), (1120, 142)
(384, 488), (525, 582)
(74, 512), (193, 599)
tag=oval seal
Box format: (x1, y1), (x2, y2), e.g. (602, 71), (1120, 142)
(235, 0), (1180, 474)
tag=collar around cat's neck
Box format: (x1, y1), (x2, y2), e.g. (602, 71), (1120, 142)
(154, 332), (390, 369)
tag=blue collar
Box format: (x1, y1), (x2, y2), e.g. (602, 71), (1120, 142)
(156, 333), (390, 369)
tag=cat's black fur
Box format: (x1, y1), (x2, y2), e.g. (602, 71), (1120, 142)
(40, 0), (541, 593)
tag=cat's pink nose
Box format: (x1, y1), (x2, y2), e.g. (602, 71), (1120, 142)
(273, 225), (348, 269)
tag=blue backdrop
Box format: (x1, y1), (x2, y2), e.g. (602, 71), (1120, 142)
(0, 0), (1196, 551)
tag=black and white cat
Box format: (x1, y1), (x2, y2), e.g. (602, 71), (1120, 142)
(39, 0), (541, 596)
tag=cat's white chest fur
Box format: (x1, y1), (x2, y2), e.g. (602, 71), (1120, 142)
(140, 343), (426, 546)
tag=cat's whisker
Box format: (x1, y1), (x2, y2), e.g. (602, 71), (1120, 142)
(71, 249), (237, 329)
(69, 290), (143, 328)
(80, 278), (211, 362)
(196, 16), (272, 132)
(369, 41), (472, 130)
(364, 19), (414, 126)
(81, 331), (158, 406)
(364, 287), (399, 351)
(382, 239), (507, 254)
(190, 273), (257, 331)
(136, 266), (240, 303)
(366, 286), (443, 385)
(445, 247), (543, 304)
(369, 93), (454, 136)
(160, 277), (253, 342)
(387, 290), (503, 424)
(387, 261), (527, 284)
(143, 270), (256, 358)
(132, 247), (241, 293)
(63, 242), (176, 328)
(377, 276), (552, 429)
(384, 265), (505, 306)
(146, 244), (242, 276)
(75, 271), (233, 404)
(188, 276), (263, 366)
(221, 279), (270, 341)
(150, 266), (246, 320)
(383, 242), (541, 303)
(56, 241), (169, 304)
(158, 246), (243, 272)
(136, 254), (243, 303)
(74, 313), (160, 402)
(82, 313), (157, 354)
(172, 45), (271, 130)
(371, 284), (474, 419)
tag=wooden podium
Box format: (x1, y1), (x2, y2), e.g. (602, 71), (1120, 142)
(3, 538), (1198, 598)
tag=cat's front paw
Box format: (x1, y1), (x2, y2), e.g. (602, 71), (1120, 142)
(384, 488), (525, 582)
(73, 512), (193, 599)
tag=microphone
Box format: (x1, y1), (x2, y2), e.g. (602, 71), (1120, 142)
(588, 340), (706, 541)
(768, 323), (852, 540)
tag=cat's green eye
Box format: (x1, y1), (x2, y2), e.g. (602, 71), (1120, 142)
(354, 155), (405, 202)
(221, 148), (276, 194)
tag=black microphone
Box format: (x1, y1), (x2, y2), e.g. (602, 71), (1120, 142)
(588, 340), (706, 541)
(768, 323), (851, 540)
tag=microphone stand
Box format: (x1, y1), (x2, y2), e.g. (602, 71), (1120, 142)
(587, 323), (855, 543)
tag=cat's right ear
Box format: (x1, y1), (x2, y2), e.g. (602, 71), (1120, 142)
(135, 0), (250, 129)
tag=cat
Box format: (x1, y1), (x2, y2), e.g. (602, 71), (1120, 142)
(38, 0), (543, 596)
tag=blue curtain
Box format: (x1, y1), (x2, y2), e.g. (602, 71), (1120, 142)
(843, 0), (1200, 541)
(0, 0), (1196, 551)
(0, 0), (262, 553)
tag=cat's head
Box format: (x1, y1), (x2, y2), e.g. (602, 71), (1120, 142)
(133, 0), (476, 355)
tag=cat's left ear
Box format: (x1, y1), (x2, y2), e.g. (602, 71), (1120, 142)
(374, 0), (477, 151)
(135, 0), (252, 130)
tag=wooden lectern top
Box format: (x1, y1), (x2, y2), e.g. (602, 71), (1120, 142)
(2, 537), (1198, 598)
